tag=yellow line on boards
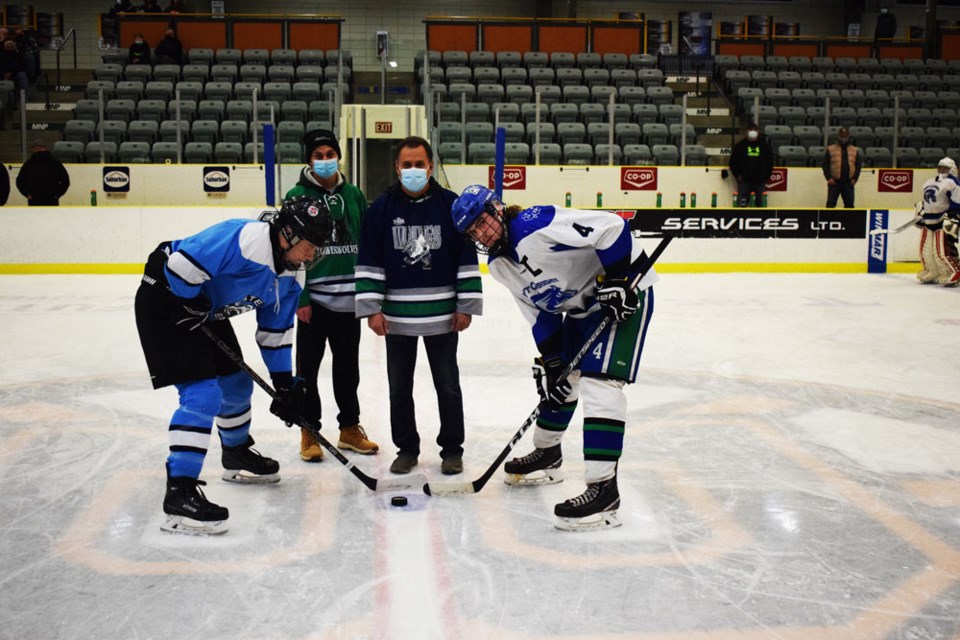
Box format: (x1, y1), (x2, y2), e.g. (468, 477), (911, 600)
(0, 264), (144, 274)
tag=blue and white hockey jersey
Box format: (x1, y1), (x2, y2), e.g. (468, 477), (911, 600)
(489, 206), (658, 354)
(921, 174), (960, 229)
(163, 218), (305, 374)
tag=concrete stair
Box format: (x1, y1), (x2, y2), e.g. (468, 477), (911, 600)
(1, 68), (91, 163)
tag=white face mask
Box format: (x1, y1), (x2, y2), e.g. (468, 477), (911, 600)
(747, 131), (758, 141)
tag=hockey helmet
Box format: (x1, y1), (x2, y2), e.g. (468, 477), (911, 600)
(937, 157), (958, 177)
(276, 195), (335, 248)
(451, 185), (502, 234)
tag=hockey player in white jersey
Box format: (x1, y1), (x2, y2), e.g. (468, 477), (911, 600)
(451, 185), (658, 530)
(916, 157), (960, 286)
(134, 196), (337, 535)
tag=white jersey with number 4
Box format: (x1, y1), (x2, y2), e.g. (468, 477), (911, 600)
(488, 206), (658, 339)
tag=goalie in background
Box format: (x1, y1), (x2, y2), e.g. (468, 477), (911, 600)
(450, 185), (658, 531)
(916, 157), (960, 287)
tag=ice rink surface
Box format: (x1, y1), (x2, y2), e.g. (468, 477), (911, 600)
(1, 271), (959, 640)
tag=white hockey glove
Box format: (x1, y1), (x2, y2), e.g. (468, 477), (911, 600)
(532, 356), (572, 409)
(594, 275), (639, 323)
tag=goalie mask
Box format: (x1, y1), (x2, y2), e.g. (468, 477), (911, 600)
(937, 157), (958, 178)
(260, 195), (338, 270)
(451, 184), (508, 255)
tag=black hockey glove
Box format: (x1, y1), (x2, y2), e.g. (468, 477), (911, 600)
(532, 356), (572, 410)
(170, 294), (212, 332)
(594, 275), (639, 323)
(269, 373), (307, 427)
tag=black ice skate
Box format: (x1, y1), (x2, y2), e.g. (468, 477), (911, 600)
(554, 477), (622, 531)
(161, 476), (229, 536)
(503, 444), (563, 486)
(221, 436), (281, 484)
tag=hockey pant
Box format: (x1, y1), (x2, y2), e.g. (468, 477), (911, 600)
(918, 227), (960, 284)
(531, 371), (626, 484)
(167, 370), (254, 479)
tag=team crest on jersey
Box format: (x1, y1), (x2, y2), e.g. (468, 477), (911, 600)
(216, 295), (264, 319)
(529, 284), (576, 311)
(519, 206), (544, 222)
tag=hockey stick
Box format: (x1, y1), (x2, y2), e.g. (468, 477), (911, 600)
(200, 325), (426, 492)
(424, 235), (673, 496)
(869, 215), (922, 236)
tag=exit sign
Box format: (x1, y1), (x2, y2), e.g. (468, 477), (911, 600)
(375, 121), (393, 134)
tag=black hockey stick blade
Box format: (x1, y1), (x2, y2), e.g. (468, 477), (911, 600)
(200, 325), (426, 493)
(423, 235), (672, 497)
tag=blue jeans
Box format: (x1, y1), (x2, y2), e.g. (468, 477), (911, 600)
(385, 332), (464, 458)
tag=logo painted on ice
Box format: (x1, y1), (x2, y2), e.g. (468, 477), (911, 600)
(487, 166), (526, 190)
(620, 167), (658, 190)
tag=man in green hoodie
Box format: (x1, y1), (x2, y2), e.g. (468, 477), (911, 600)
(286, 129), (379, 461)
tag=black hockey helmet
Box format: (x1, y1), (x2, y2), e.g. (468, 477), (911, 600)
(259, 195), (337, 270)
(276, 195), (335, 249)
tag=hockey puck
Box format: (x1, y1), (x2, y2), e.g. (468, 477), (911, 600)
(391, 496), (408, 507)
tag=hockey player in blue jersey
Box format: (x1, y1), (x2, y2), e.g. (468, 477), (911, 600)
(451, 185), (657, 531)
(135, 196), (338, 535)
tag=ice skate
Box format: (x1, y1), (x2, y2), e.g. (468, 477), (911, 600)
(503, 444), (563, 486)
(222, 436), (281, 484)
(161, 476), (229, 536)
(554, 477), (622, 531)
(917, 269), (939, 284)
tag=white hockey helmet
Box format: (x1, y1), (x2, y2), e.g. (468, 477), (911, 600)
(937, 157), (958, 177)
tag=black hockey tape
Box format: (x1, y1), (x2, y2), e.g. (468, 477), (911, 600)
(391, 495), (408, 507)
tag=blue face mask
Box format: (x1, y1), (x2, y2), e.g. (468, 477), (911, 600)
(312, 159), (339, 179)
(400, 168), (429, 193)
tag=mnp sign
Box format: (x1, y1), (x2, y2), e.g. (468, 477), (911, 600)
(867, 209), (888, 273)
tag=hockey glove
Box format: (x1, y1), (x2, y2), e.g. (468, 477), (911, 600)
(269, 373), (307, 427)
(171, 294), (212, 332)
(594, 275), (639, 323)
(532, 356), (572, 409)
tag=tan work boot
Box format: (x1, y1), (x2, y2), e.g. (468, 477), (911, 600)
(338, 424), (379, 454)
(300, 428), (324, 462)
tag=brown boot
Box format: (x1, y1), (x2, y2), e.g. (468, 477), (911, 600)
(338, 424), (379, 454)
(300, 428), (324, 462)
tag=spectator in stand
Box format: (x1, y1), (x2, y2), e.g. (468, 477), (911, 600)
(128, 32), (151, 66)
(154, 29), (184, 65)
(822, 127), (862, 208)
(16, 141), (70, 206)
(142, 0), (163, 12)
(728, 123), (774, 207)
(165, 0), (189, 13)
(12, 28), (38, 81)
(109, 0), (136, 16)
(0, 28), (9, 42)
(0, 39), (28, 94)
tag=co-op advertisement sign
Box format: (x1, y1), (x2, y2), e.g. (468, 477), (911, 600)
(620, 167), (658, 190)
(487, 166), (526, 190)
(765, 168), (788, 191)
(877, 169), (913, 192)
